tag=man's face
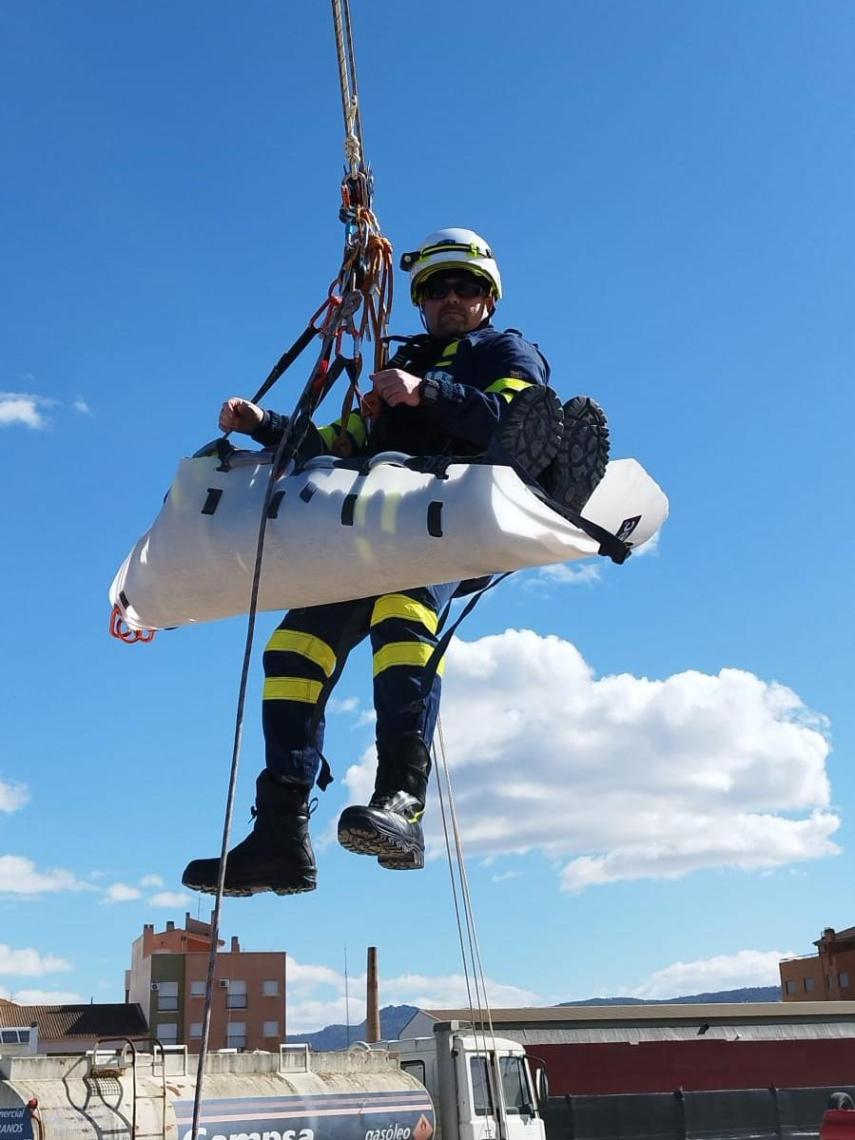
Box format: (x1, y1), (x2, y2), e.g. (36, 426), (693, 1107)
(419, 271), (494, 337)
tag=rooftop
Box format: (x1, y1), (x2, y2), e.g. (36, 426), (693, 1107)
(0, 1002), (147, 1041)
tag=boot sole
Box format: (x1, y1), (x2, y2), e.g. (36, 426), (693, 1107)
(183, 879), (317, 897)
(338, 810), (424, 863)
(544, 396), (610, 512)
(377, 850), (424, 870)
(494, 385), (564, 478)
(181, 869), (316, 897)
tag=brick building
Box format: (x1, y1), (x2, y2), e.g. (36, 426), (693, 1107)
(779, 926), (855, 1001)
(125, 914), (287, 1051)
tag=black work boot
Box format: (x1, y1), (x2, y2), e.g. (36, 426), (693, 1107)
(337, 735), (430, 870)
(491, 385), (564, 479)
(540, 396), (610, 513)
(181, 773), (316, 897)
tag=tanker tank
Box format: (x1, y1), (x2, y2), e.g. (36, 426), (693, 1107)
(0, 1045), (435, 1140)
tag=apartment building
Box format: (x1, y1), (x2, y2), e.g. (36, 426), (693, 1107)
(125, 914), (287, 1051)
(779, 925), (855, 1001)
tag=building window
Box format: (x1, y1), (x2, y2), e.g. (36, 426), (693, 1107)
(804, 977), (815, 993)
(841, 971), (851, 989)
(190, 981), (206, 998)
(157, 1023), (179, 1044)
(263, 979), (280, 997)
(785, 979), (797, 994)
(828, 974), (836, 989)
(263, 1021), (279, 1038)
(190, 1023), (203, 1039)
(157, 981), (179, 1012)
(227, 980), (247, 1009)
(227, 1022), (247, 1049)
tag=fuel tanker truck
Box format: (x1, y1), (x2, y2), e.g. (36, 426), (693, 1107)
(0, 1023), (547, 1140)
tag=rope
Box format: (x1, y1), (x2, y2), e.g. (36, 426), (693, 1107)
(331, 0), (364, 175)
(188, 6), (392, 1132)
(434, 714), (509, 1140)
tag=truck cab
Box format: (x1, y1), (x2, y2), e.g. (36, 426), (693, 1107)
(385, 1022), (546, 1140)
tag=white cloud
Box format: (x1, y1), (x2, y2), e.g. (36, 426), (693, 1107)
(148, 891), (191, 907)
(0, 392), (54, 429)
(531, 562), (602, 587)
(342, 630), (837, 890)
(282, 956), (544, 1034)
(72, 398), (92, 415)
(0, 945), (72, 977)
(103, 883), (141, 903)
(1, 988), (83, 1005)
(287, 958), (346, 991)
(382, 972), (542, 1010)
(139, 874), (164, 888)
(630, 949), (793, 999)
(0, 855), (88, 896)
(287, 996), (366, 1035)
(0, 780), (29, 814)
(328, 696), (361, 715)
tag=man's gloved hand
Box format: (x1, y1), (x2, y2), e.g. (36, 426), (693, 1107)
(219, 397), (265, 434)
(371, 368), (422, 408)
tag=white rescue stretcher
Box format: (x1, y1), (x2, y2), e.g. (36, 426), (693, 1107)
(109, 448), (669, 632)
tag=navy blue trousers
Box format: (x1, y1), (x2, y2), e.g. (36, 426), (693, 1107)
(262, 582), (459, 787)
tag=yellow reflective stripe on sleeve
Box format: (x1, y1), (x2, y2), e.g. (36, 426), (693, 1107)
(265, 630), (336, 677)
(346, 412), (367, 448)
(373, 641), (445, 677)
(263, 678), (324, 703)
(370, 595), (439, 634)
(486, 377), (535, 397)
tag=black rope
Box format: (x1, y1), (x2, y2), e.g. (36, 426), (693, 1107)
(189, 336), (344, 1140)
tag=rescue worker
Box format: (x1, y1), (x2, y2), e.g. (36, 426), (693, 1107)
(182, 228), (609, 897)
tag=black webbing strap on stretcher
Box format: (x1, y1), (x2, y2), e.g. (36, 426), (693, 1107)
(417, 572), (512, 703)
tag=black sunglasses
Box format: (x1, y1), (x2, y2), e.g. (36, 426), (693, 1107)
(420, 275), (490, 300)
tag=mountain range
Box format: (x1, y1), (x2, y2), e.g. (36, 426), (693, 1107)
(286, 987), (781, 1048)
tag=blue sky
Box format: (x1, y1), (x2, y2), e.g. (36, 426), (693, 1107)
(3, 1), (854, 1031)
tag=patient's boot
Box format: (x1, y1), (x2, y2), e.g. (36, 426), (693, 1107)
(541, 395), (610, 512)
(181, 773), (316, 896)
(337, 735), (430, 870)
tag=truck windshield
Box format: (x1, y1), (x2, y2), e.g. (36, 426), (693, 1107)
(500, 1056), (531, 1114)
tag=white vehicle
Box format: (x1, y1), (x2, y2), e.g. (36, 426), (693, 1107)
(384, 1023), (548, 1140)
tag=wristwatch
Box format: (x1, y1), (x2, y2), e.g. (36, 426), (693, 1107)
(419, 376), (442, 406)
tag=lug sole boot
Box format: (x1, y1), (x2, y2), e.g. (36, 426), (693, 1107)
(541, 395), (610, 513)
(182, 774), (317, 897)
(337, 735), (430, 870)
(493, 385), (564, 479)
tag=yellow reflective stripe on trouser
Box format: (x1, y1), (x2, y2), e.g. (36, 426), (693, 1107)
(485, 377), (535, 403)
(263, 678), (324, 703)
(373, 641), (445, 677)
(265, 630), (336, 677)
(370, 594), (439, 635)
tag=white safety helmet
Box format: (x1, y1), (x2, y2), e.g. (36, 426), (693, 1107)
(400, 227), (502, 303)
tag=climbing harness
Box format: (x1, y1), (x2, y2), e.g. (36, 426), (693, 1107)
(185, 5), (392, 1139)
